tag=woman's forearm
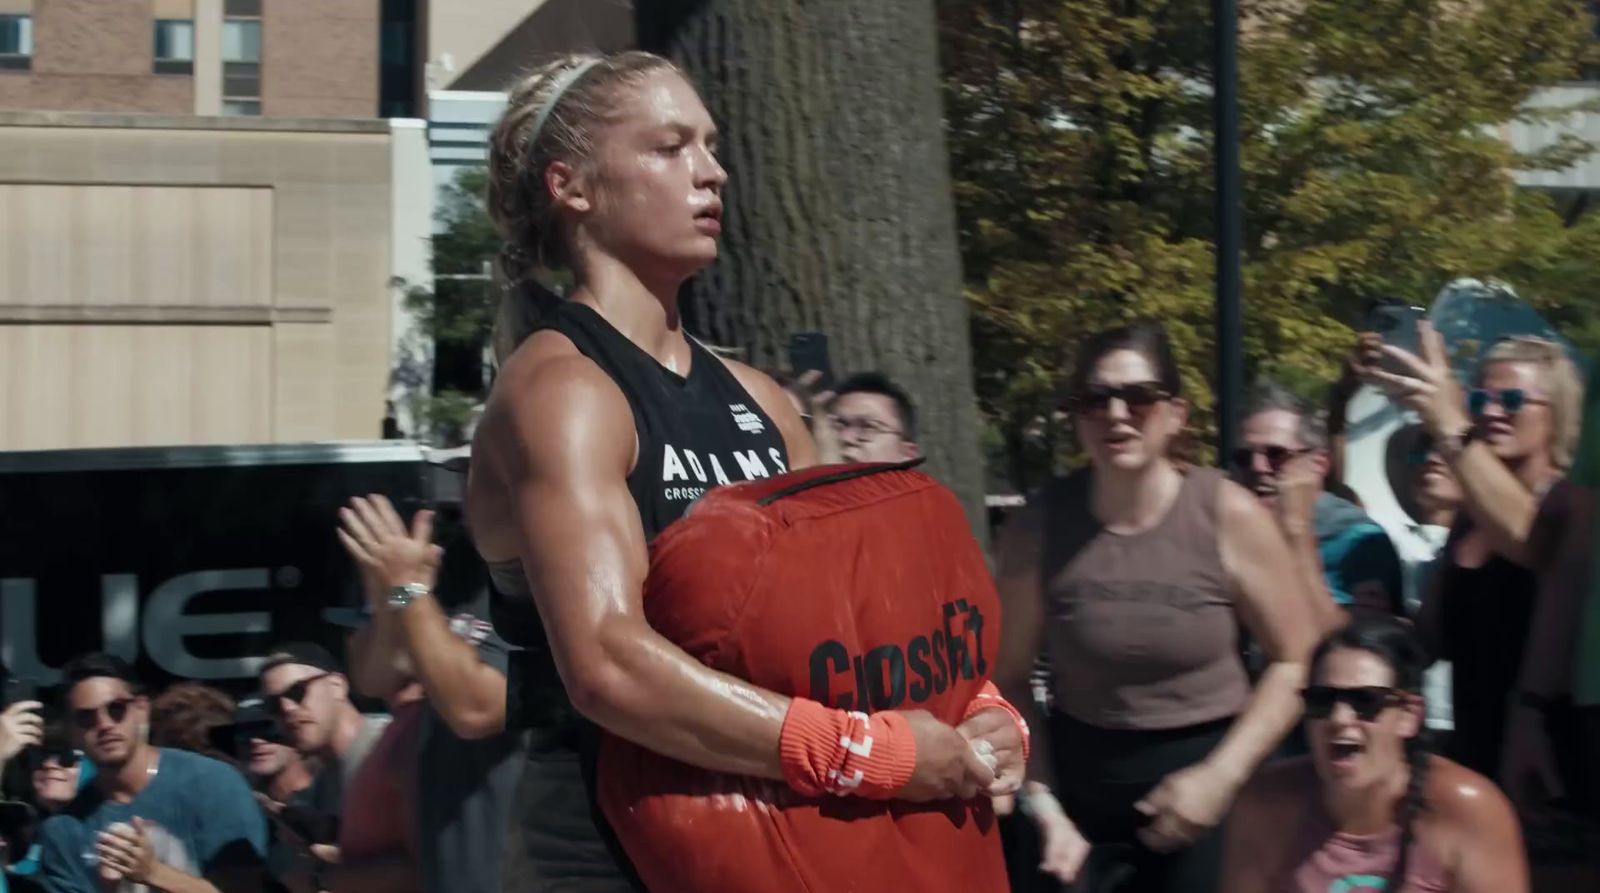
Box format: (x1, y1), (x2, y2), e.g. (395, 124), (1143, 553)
(1204, 660), (1307, 786)
(571, 614), (791, 780)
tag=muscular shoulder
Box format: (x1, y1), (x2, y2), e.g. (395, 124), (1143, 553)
(720, 357), (798, 420)
(477, 329), (633, 474)
(1424, 756), (1518, 835)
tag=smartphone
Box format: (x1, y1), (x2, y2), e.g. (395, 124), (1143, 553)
(1365, 303), (1425, 376)
(786, 332), (835, 392)
(2, 678), (35, 707)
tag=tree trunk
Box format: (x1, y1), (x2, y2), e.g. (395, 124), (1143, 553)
(637, 0), (989, 543)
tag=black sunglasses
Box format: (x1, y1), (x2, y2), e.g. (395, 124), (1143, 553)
(29, 747), (83, 771)
(1066, 382), (1172, 417)
(1302, 685), (1406, 722)
(1229, 444), (1314, 473)
(73, 697), (135, 731)
(1468, 388), (1548, 417)
(266, 672), (333, 718)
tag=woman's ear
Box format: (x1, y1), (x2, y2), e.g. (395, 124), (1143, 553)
(545, 160), (592, 215)
(1398, 692), (1424, 740)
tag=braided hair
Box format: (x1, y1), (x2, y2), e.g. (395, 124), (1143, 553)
(1309, 616), (1432, 888)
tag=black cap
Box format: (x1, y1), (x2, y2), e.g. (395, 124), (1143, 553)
(206, 693), (283, 754)
(258, 642), (342, 677)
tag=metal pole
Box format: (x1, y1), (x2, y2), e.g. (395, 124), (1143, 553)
(1214, 0), (1244, 462)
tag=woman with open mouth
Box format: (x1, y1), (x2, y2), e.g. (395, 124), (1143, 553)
(1220, 616), (1526, 892)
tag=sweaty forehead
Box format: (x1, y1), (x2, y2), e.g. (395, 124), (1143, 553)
(1242, 409), (1304, 449)
(610, 68), (712, 132)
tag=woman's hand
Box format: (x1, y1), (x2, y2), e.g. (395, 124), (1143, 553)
(1134, 762), (1241, 852)
(0, 700), (43, 763)
(1357, 323), (1471, 439)
(956, 706), (1025, 797)
(337, 495), (443, 598)
(1020, 782), (1090, 884)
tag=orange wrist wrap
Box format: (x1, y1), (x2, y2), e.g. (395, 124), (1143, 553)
(778, 698), (918, 799)
(963, 680), (1031, 761)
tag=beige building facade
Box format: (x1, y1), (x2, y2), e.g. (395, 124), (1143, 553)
(0, 111), (397, 451)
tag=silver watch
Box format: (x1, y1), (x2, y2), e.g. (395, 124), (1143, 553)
(387, 582), (430, 610)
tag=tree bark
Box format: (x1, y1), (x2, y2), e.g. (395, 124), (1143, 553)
(637, 0), (990, 543)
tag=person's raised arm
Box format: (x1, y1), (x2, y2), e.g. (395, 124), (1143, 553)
(1364, 326), (1543, 566)
(339, 500), (507, 740)
(478, 352), (989, 798)
(1137, 482), (1319, 852)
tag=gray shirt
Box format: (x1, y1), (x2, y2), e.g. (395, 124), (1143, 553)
(415, 596), (527, 893)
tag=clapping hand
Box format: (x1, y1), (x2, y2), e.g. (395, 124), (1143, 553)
(337, 495), (443, 600)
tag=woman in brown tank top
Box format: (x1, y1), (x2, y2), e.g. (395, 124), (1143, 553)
(994, 322), (1326, 893)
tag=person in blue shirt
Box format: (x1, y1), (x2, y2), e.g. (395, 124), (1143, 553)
(1234, 380), (1405, 621)
(34, 655), (267, 893)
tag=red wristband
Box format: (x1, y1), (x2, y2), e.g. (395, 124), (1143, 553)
(779, 699), (918, 799)
(963, 680), (1030, 761)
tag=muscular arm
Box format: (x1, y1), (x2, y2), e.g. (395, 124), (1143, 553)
(991, 504), (1055, 788)
(1446, 769), (1529, 893)
(1212, 483), (1320, 788)
(481, 355), (791, 780)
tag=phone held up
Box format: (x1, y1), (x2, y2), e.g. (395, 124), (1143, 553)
(1364, 302), (1426, 378)
(786, 332), (835, 394)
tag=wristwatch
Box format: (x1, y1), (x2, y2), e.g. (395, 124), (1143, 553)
(387, 582), (431, 610)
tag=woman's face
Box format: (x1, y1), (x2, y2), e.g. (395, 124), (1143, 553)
(565, 68), (728, 280)
(1072, 349), (1185, 473)
(1307, 648), (1418, 793)
(32, 755), (80, 812)
(1414, 448), (1461, 518)
(1472, 361), (1554, 467)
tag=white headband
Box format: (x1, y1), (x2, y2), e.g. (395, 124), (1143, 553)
(527, 58), (604, 149)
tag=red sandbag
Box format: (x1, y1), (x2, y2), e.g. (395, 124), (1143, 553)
(598, 463), (1007, 893)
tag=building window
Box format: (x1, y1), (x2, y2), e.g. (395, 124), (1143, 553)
(222, 15), (261, 115)
(223, 19), (260, 63)
(0, 14), (32, 71)
(153, 19), (194, 75)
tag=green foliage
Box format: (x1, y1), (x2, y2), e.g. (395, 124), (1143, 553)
(942, 0), (1600, 490)
(408, 167), (501, 350)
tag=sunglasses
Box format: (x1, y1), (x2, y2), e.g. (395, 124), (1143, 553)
(73, 697), (135, 731)
(1468, 388), (1548, 417)
(1302, 685), (1406, 722)
(266, 672), (333, 718)
(1066, 382), (1172, 418)
(1229, 445), (1314, 473)
(30, 748), (83, 771)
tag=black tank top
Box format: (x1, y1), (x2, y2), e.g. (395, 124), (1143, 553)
(493, 302), (792, 742)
